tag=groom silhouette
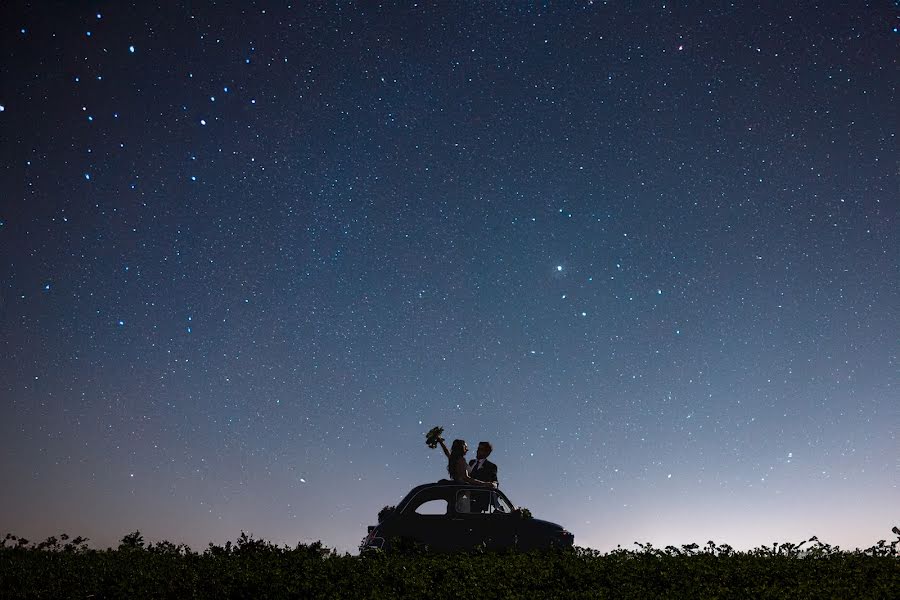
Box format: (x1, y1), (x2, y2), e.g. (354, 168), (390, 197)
(468, 442), (498, 513)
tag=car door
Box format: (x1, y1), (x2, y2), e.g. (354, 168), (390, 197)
(393, 489), (453, 551)
(450, 488), (517, 550)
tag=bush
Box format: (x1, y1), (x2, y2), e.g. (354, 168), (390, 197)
(1, 530), (898, 599)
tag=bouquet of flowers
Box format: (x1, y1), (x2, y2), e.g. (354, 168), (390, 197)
(425, 426), (444, 449)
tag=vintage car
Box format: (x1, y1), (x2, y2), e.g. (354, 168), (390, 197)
(361, 481), (574, 552)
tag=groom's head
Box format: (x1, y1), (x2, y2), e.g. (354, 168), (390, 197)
(476, 441), (492, 460)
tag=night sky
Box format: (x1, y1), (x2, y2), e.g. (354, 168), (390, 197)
(1, 2), (897, 554)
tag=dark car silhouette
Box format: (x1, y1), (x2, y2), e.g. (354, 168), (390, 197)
(362, 481), (574, 552)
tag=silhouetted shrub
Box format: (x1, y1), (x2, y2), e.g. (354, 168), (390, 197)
(1, 529), (898, 599)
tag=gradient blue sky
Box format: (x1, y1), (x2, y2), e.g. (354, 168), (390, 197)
(1, 2), (897, 553)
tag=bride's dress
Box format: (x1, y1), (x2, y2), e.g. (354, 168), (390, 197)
(455, 462), (472, 513)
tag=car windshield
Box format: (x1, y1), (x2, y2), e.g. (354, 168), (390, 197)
(491, 492), (513, 514)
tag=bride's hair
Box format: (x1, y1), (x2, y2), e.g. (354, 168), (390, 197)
(448, 439), (466, 477)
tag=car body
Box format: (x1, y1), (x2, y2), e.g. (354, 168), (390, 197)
(362, 481), (574, 552)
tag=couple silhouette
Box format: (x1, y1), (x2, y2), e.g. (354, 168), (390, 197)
(436, 438), (498, 514)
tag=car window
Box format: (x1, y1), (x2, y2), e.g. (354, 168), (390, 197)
(456, 490), (473, 513)
(414, 499), (448, 515)
(455, 489), (513, 514)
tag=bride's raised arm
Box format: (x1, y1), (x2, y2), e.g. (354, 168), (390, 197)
(437, 438), (451, 459)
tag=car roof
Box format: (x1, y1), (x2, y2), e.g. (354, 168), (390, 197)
(411, 480), (472, 491)
(402, 480), (495, 495)
(396, 480), (512, 512)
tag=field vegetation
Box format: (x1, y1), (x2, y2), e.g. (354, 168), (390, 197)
(2, 530), (898, 598)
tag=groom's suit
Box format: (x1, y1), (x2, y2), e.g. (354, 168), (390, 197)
(468, 458), (498, 484)
(468, 458), (498, 513)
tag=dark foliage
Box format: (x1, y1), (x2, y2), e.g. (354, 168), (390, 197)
(2, 530), (898, 599)
(377, 505), (395, 523)
(512, 507), (533, 519)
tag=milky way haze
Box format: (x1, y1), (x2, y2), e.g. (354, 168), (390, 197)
(1, 2), (897, 553)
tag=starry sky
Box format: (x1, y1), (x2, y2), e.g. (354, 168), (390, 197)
(1, 2), (897, 554)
